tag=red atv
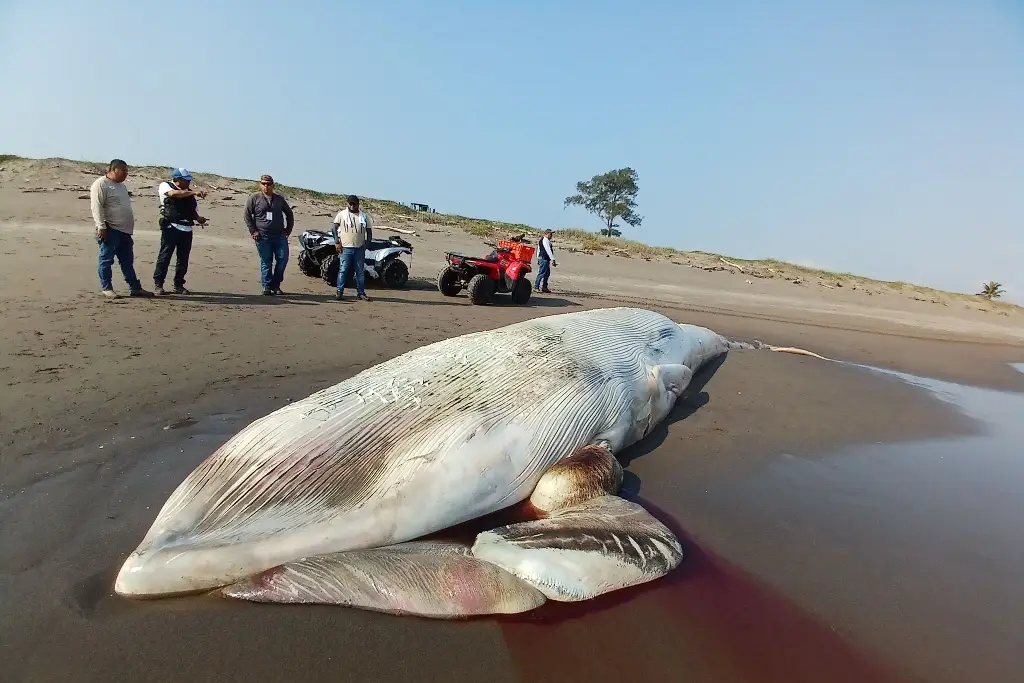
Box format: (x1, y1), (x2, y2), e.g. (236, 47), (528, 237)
(437, 236), (535, 305)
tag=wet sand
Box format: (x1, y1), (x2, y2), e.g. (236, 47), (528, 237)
(5, 343), (1023, 682)
(616, 365), (1024, 683)
(4, 167), (1024, 681)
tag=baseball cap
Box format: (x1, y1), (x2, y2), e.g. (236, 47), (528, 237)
(171, 167), (193, 181)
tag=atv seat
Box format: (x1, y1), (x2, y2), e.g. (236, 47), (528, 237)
(447, 252), (499, 263)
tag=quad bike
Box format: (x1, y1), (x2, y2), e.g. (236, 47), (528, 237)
(297, 229), (413, 289)
(436, 234), (534, 305)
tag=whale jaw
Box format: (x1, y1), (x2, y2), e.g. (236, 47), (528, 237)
(114, 540), (267, 598)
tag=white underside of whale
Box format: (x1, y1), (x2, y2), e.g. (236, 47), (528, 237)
(114, 306), (738, 615)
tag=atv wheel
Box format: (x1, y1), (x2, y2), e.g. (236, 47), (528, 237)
(320, 253), (340, 286)
(467, 273), (494, 305)
(298, 250), (319, 277)
(382, 258), (409, 288)
(511, 276), (532, 304)
(437, 266), (461, 296)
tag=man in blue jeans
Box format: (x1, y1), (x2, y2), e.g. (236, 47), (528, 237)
(242, 174), (294, 295)
(90, 159), (154, 298)
(536, 228), (557, 293)
(331, 194), (373, 302)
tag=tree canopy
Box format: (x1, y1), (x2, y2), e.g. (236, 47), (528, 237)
(979, 281), (1005, 300)
(564, 168), (643, 236)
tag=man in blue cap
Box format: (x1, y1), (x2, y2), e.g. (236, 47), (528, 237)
(154, 167), (207, 295)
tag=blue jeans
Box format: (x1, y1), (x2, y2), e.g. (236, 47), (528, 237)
(255, 233), (289, 290)
(98, 228), (142, 291)
(337, 246), (366, 296)
(536, 258), (551, 290)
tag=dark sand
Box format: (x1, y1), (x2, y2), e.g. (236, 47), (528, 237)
(4, 170), (1024, 682)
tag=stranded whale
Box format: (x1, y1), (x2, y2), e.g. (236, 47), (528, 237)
(114, 306), (821, 616)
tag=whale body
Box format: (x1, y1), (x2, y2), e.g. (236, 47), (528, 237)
(114, 306), (740, 614)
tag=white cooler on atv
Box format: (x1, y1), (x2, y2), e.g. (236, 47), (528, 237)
(297, 230), (412, 289)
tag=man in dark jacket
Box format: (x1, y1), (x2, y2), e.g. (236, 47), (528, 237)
(536, 228), (557, 293)
(243, 174), (295, 295)
(154, 167), (208, 295)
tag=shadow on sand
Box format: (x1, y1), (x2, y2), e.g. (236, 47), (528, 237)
(153, 291), (322, 306)
(403, 277), (581, 309)
(618, 351), (728, 470)
(169, 276), (581, 309)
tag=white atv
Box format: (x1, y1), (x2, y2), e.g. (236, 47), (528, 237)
(296, 229), (412, 289)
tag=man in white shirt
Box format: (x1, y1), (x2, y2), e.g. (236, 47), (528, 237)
(536, 228), (557, 293)
(331, 194), (372, 301)
(153, 167), (207, 294)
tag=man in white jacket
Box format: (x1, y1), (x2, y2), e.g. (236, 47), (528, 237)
(536, 229), (557, 293)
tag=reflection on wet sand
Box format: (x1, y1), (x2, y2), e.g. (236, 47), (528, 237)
(499, 495), (904, 683)
(578, 365), (1023, 683)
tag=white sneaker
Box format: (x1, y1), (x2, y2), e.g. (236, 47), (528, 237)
(101, 289), (120, 298)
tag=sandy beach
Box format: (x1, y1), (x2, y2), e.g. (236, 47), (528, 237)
(3, 158), (1024, 683)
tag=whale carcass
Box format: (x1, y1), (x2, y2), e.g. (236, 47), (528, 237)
(114, 306), (782, 617)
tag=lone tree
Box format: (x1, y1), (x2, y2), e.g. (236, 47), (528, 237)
(564, 167), (643, 237)
(978, 281), (1005, 300)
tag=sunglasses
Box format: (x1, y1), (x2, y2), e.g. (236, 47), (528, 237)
(260, 181), (274, 186)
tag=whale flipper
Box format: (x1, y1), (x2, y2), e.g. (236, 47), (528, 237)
(474, 442), (682, 601)
(471, 494), (683, 601)
(216, 539), (547, 617)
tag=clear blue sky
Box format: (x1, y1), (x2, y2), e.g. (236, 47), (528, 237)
(1, 0), (1021, 301)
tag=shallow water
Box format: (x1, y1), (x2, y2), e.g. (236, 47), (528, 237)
(624, 363), (1024, 683)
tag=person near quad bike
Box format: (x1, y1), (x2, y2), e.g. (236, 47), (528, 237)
(536, 228), (557, 293)
(331, 194), (373, 302)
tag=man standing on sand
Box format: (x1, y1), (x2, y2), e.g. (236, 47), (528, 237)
(243, 174), (294, 295)
(153, 167), (208, 295)
(535, 228), (557, 293)
(90, 159), (153, 298)
(331, 194), (373, 302)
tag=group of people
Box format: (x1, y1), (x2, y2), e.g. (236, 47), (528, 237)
(89, 158), (557, 300)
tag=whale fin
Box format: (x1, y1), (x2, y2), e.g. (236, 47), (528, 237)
(216, 539), (547, 618)
(471, 494), (683, 602)
(480, 443), (682, 602)
(652, 363), (694, 396)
